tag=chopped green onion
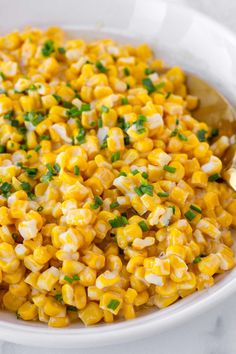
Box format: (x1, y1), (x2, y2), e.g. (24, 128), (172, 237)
(54, 163), (61, 173)
(208, 173), (221, 182)
(184, 209), (196, 221)
(39, 135), (51, 141)
(91, 195), (103, 209)
(107, 299), (120, 310)
(52, 94), (62, 103)
(76, 127), (86, 145)
(134, 186), (143, 196)
(4, 110), (14, 120)
(121, 97), (128, 105)
(178, 132), (188, 141)
(11, 120), (19, 127)
(24, 111), (44, 126)
(141, 172), (148, 179)
(131, 169), (139, 175)
(193, 256), (202, 264)
(0, 72), (6, 80)
(54, 293), (63, 302)
(168, 205), (176, 214)
(74, 165), (80, 176)
(155, 81), (166, 91)
(109, 216), (128, 228)
(24, 167), (38, 178)
(34, 144), (41, 152)
(28, 84), (37, 91)
(138, 220), (149, 232)
(134, 184), (154, 197)
(67, 106), (80, 117)
(37, 206), (44, 212)
(101, 105), (109, 113)
(145, 68), (154, 75)
(123, 67), (130, 76)
(0, 145), (6, 153)
(41, 40), (55, 57)
(98, 118), (103, 128)
(100, 135), (108, 149)
(197, 129), (207, 142)
(58, 47), (66, 54)
(190, 204), (202, 214)
(165, 92), (172, 99)
(163, 165), (176, 173)
(135, 114), (147, 133)
(111, 152), (120, 163)
(118, 171), (127, 177)
(64, 275), (80, 284)
(110, 201), (119, 209)
(20, 182), (31, 192)
(63, 101), (73, 109)
(157, 192), (169, 198)
(142, 77), (156, 94)
(170, 128), (178, 137)
(67, 306), (77, 312)
(80, 103), (91, 112)
(209, 128), (219, 140)
(96, 61), (108, 73)
(0, 182), (12, 196)
(124, 135), (130, 145)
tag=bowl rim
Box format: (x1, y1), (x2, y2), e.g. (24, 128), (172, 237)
(1, 0), (236, 347)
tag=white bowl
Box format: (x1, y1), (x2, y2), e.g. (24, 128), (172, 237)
(0, 0), (236, 348)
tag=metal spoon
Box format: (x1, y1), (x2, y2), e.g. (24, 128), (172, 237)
(160, 70), (236, 191)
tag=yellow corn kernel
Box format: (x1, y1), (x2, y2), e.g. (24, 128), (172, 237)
(37, 266), (60, 291)
(66, 208), (93, 226)
(44, 297), (66, 317)
(48, 316), (69, 328)
(107, 127), (125, 152)
(196, 218), (221, 239)
(100, 292), (123, 315)
(217, 244), (235, 270)
(134, 290), (149, 306)
(79, 302), (103, 326)
(74, 284), (87, 310)
(96, 270), (120, 289)
(154, 294), (179, 308)
(17, 302), (38, 321)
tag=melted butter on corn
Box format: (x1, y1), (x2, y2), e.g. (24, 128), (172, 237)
(0, 27), (235, 327)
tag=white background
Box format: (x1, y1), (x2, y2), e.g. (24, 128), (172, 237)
(1, 0), (236, 353)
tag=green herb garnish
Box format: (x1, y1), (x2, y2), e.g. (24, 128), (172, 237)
(41, 40), (55, 57)
(107, 299), (120, 311)
(96, 61), (108, 73)
(110, 201), (119, 209)
(58, 47), (66, 54)
(138, 220), (149, 232)
(111, 152), (120, 163)
(163, 165), (176, 173)
(184, 209), (196, 221)
(157, 191), (169, 198)
(91, 195), (103, 209)
(109, 216), (128, 228)
(197, 129), (207, 142)
(73, 165), (80, 176)
(190, 204), (202, 214)
(193, 256), (202, 264)
(123, 67), (130, 76)
(142, 77), (156, 94)
(101, 105), (109, 113)
(208, 173), (221, 182)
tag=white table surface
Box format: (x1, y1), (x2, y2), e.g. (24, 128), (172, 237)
(1, 0), (236, 353)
